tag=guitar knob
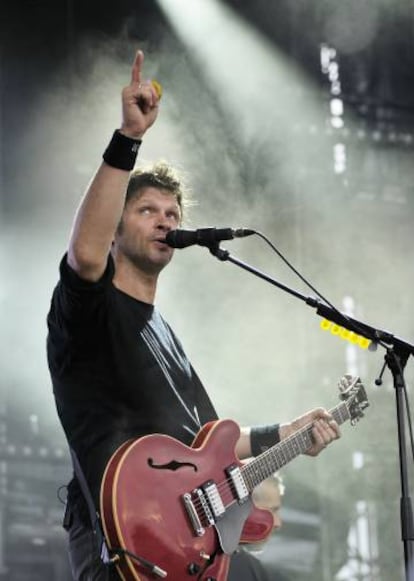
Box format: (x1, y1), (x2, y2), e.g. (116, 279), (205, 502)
(187, 563), (201, 575)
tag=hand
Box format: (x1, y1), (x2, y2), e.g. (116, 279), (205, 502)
(120, 50), (161, 139)
(280, 407), (340, 457)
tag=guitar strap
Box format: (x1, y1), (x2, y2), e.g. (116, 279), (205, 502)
(69, 448), (169, 577)
(69, 447), (113, 565)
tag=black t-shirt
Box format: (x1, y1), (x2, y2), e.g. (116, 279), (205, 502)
(47, 254), (218, 520)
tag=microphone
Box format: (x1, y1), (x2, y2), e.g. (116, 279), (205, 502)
(165, 227), (255, 249)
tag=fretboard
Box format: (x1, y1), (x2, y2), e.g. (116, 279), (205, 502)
(242, 400), (351, 491)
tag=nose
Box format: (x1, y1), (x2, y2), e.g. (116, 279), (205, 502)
(156, 213), (173, 232)
(273, 513), (282, 530)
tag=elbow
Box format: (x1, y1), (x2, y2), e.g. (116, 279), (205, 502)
(67, 242), (109, 282)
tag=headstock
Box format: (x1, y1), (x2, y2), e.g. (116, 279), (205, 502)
(338, 374), (369, 425)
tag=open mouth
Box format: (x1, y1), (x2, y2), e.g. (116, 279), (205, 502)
(153, 238), (169, 248)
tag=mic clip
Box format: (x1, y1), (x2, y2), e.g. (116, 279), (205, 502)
(208, 243), (230, 261)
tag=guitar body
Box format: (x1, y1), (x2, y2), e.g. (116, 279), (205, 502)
(100, 376), (369, 580)
(100, 419), (273, 581)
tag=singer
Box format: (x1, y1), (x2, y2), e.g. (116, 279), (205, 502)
(46, 48), (340, 581)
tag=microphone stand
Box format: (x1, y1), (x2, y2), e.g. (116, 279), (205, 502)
(208, 242), (414, 581)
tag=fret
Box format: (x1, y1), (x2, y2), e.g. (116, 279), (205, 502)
(240, 377), (367, 495)
(332, 408), (340, 424)
(278, 443), (288, 466)
(289, 435), (304, 456)
(244, 424), (316, 489)
(335, 403), (349, 426)
(298, 428), (312, 451)
(245, 422), (319, 489)
(264, 454), (273, 478)
(242, 468), (253, 491)
(286, 439), (294, 458)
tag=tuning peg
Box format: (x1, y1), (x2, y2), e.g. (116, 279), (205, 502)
(338, 374), (350, 393)
(338, 374), (359, 394)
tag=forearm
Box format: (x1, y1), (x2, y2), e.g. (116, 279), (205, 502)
(236, 416), (332, 461)
(236, 423), (281, 459)
(236, 409), (340, 462)
(67, 51), (160, 282)
(68, 161), (131, 280)
(235, 427), (253, 459)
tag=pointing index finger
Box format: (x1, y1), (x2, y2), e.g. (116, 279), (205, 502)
(131, 49), (144, 85)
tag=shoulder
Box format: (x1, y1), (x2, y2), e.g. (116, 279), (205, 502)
(47, 253), (116, 334)
(59, 252), (115, 292)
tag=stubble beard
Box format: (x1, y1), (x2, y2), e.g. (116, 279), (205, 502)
(114, 227), (174, 277)
(126, 244), (173, 277)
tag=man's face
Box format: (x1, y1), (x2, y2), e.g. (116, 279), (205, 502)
(114, 187), (181, 274)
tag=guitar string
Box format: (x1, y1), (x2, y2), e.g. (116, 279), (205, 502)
(187, 426), (315, 520)
(190, 407), (344, 516)
(193, 395), (357, 515)
(188, 400), (351, 520)
(189, 422), (315, 512)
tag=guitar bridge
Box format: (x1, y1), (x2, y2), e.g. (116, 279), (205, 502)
(182, 492), (206, 537)
(182, 480), (226, 536)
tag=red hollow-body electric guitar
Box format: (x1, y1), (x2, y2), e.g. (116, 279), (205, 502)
(100, 375), (368, 580)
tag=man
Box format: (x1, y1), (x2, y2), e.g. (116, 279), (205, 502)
(251, 472), (284, 535)
(229, 473), (286, 581)
(46, 49), (340, 580)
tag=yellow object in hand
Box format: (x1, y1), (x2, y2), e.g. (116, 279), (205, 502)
(151, 80), (163, 100)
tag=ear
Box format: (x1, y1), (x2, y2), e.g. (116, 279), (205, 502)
(115, 215), (124, 237)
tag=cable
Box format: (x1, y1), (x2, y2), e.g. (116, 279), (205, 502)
(111, 547), (167, 578)
(250, 229), (388, 349)
(249, 229), (414, 463)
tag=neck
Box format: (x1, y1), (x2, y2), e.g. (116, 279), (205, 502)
(113, 258), (159, 304)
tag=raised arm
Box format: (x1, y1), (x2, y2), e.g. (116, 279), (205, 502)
(67, 50), (161, 281)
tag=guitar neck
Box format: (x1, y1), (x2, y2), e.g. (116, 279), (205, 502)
(242, 400), (351, 492)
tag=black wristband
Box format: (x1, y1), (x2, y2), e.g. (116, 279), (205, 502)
(103, 130), (142, 171)
(250, 423), (280, 457)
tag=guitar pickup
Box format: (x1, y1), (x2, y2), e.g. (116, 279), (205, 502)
(201, 480), (226, 520)
(226, 465), (249, 503)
